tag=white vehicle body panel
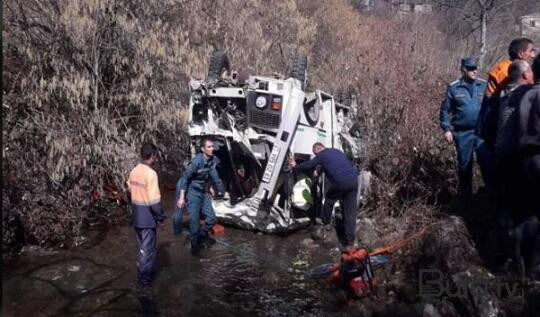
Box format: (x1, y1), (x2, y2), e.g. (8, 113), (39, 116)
(186, 72), (362, 233)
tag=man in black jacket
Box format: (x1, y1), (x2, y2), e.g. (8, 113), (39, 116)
(289, 143), (359, 250)
(493, 61), (533, 230)
(519, 55), (540, 203)
(517, 53), (540, 279)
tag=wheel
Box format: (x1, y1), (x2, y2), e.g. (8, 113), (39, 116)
(208, 51), (230, 80)
(334, 86), (355, 107)
(343, 86), (356, 107)
(289, 53), (308, 90)
(333, 87), (345, 104)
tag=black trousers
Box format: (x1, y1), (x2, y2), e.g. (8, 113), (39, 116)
(134, 227), (157, 285)
(523, 154), (540, 218)
(494, 153), (524, 227)
(321, 177), (359, 247)
(522, 154), (540, 270)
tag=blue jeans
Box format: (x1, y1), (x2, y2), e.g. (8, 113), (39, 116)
(134, 227), (156, 285)
(186, 190), (216, 240)
(453, 129), (493, 195)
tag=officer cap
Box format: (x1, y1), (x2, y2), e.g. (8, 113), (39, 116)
(461, 58), (477, 68)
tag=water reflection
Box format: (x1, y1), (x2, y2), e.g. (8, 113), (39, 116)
(3, 222), (351, 316)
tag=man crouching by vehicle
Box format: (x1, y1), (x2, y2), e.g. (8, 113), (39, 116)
(177, 137), (225, 255)
(289, 142), (359, 251)
(127, 143), (166, 286)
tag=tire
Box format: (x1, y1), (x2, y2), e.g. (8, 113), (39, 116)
(208, 51), (230, 80)
(333, 87), (345, 104)
(334, 86), (355, 107)
(290, 53), (308, 90)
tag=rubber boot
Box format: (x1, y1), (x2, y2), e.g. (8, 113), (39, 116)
(201, 232), (216, 248)
(191, 235), (202, 256)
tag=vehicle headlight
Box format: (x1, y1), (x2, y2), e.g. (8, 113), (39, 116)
(255, 96), (267, 109)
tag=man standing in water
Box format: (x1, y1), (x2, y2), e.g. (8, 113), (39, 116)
(289, 142), (359, 251)
(127, 143), (166, 286)
(177, 137), (225, 255)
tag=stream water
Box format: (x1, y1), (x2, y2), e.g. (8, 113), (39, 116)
(4, 193), (395, 316)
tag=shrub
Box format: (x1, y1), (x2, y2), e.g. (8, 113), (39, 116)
(2, 0), (506, 255)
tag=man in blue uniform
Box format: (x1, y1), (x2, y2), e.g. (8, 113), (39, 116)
(289, 143), (359, 250)
(177, 137), (225, 255)
(440, 58), (491, 197)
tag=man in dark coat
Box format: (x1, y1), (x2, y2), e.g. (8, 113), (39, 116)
(289, 142), (359, 250)
(516, 53), (540, 279)
(493, 60), (533, 229)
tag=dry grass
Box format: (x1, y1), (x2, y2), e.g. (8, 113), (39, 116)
(2, 0), (508, 255)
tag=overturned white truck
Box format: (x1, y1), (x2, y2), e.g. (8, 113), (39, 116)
(186, 52), (363, 233)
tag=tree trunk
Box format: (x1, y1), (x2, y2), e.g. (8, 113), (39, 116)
(93, 36), (99, 114)
(94, 54), (98, 113)
(479, 11), (487, 69)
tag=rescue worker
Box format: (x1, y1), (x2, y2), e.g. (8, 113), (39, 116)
(439, 58), (491, 198)
(494, 61), (533, 219)
(486, 38), (536, 98)
(477, 38), (536, 147)
(517, 53), (540, 279)
(495, 60), (533, 170)
(127, 143), (166, 286)
(492, 60), (534, 267)
(289, 142), (359, 250)
(476, 39), (535, 194)
(177, 137), (225, 255)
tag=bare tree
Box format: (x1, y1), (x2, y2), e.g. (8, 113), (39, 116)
(433, 0), (530, 68)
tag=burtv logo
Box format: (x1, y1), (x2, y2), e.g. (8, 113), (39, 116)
(419, 269), (523, 298)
